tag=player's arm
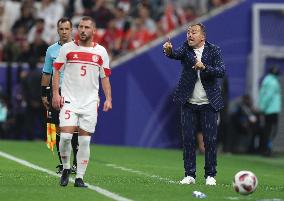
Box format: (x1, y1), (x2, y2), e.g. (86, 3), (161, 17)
(100, 48), (112, 112)
(52, 69), (62, 110)
(52, 46), (66, 110)
(101, 77), (112, 112)
(41, 47), (53, 110)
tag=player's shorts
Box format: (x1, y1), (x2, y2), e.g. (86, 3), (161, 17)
(59, 101), (99, 133)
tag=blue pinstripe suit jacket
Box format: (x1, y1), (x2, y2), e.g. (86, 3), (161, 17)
(166, 41), (226, 112)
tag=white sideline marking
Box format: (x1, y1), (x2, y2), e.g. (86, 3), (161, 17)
(224, 197), (241, 200)
(106, 163), (177, 184)
(0, 151), (132, 201)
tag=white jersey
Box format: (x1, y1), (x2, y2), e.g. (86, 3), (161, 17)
(53, 41), (111, 113)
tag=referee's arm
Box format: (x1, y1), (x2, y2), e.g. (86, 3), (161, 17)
(51, 69), (62, 110)
(41, 73), (51, 110)
(41, 47), (53, 110)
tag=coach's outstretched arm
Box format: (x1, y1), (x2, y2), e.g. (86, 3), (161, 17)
(101, 77), (112, 112)
(162, 38), (185, 60)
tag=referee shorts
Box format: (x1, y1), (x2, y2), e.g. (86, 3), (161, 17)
(46, 89), (60, 125)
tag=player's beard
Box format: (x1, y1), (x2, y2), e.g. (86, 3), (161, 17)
(79, 33), (91, 42)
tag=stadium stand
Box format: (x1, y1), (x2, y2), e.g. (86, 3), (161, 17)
(4, 0), (284, 155)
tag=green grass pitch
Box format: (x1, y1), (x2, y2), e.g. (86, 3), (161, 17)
(0, 140), (283, 201)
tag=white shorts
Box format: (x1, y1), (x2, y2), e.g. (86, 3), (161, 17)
(59, 102), (98, 133)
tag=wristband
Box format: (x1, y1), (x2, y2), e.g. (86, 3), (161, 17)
(41, 86), (51, 97)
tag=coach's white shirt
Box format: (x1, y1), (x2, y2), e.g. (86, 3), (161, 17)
(188, 45), (209, 105)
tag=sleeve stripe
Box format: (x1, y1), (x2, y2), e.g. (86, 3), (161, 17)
(53, 62), (64, 70)
(104, 68), (111, 77)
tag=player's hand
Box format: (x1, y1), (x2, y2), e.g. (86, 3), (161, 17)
(103, 100), (112, 112)
(163, 37), (173, 55)
(41, 96), (50, 110)
(52, 93), (63, 110)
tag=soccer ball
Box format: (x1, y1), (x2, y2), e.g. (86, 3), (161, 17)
(233, 170), (258, 195)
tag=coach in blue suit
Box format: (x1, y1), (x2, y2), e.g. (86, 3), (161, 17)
(163, 23), (225, 185)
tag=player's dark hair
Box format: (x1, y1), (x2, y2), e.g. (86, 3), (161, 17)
(80, 16), (96, 27)
(57, 17), (73, 28)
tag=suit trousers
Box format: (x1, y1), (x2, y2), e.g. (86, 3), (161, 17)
(181, 103), (218, 178)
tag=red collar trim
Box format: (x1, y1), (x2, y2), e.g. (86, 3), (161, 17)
(74, 40), (97, 48)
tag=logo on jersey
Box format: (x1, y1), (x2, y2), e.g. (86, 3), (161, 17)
(73, 54), (78, 59)
(92, 55), (99, 62)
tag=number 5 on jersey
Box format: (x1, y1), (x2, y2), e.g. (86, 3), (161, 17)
(81, 65), (86, 76)
(65, 110), (71, 119)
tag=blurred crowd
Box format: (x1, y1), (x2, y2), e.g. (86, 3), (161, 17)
(0, 0), (236, 63)
(209, 66), (281, 157)
(0, 0), (237, 141)
(0, 64), (43, 140)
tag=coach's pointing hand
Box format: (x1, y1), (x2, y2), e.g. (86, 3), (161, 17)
(193, 57), (205, 70)
(163, 37), (173, 55)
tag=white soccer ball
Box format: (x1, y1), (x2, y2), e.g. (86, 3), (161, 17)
(233, 170), (258, 195)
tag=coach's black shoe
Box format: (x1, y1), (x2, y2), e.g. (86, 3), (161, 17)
(71, 164), (77, 174)
(74, 178), (88, 188)
(60, 169), (71, 186)
(56, 164), (63, 174)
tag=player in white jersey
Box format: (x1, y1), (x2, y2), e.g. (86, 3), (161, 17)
(41, 17), (78, 175)
(52, 16), (112, 188)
